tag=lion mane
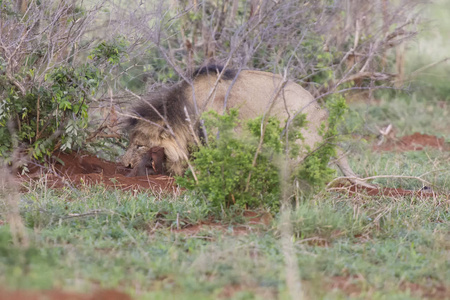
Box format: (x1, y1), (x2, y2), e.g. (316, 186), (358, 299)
(122, 65), (328, 176)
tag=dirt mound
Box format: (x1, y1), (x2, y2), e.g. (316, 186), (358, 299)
(374, 133), (449, 152)
(0, 289), (131, 300)
(21, 152), (176, 192)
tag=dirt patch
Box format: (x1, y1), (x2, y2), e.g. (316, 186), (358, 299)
(324, 277), (448, 299)
(16, 148), (448, 198)
(0, 289), (131, 300)
(171, 223), (252, 236)
(20, 151), (177, 192)
(218, 284), (277, 299)
(400, 282), (449, 300)
(374, 132), (450, 152)
(327, 276), (362, 297)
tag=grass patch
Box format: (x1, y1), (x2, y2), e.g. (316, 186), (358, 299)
(348, 95), (450, 138)
(343, 93), (450, 192)
(345, 149), (450, 191)
(18, 185), (211, 230)
(1, 179), (449, 299)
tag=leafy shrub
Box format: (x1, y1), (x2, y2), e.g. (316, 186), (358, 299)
(0, 38), (126, 161)
(176, 109), (283, 211)
(0, 65), (98, 159)
(89, 37), (129, 66)
(295, 95), (348, 189)
(177, 99), (346, 210)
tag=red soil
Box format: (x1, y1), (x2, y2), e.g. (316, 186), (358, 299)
(0, 289), (131, 300)
(325, 277), (448, 300)
(20, 151), (177, 193)
(374, 132), (450, 152)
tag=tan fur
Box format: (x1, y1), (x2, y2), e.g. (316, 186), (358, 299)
(121, 120), (191, 175)
(122, 70), (328, 176)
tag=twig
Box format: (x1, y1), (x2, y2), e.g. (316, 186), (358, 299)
(340, 72), (395, 84)
(36, 96), (40, 143)
(63, 209), (108, 219)
(354, 18), (360, 50)
(407, 57), (450, 80)
(279, 158), (304, 300)
(184, 106), (201, 146)
(197, 6), (274, 116)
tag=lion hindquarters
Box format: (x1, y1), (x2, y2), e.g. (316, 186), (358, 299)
(190, 70), (328, 153)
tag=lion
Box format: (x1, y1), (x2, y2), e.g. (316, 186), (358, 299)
(122, 65), (373, 188)
(122, 65), (327, 176)
(126, 146), (166, 177)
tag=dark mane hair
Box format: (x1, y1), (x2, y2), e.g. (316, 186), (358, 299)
(126, 85), (193, 130)
(126, 65), (237, 130)
(193, 65), (236, 80)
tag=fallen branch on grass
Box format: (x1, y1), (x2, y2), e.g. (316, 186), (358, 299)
(327, 174), (433, 190)
(64, 209), (113, 219)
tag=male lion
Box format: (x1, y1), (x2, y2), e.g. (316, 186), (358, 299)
(122, 65), (357, 181)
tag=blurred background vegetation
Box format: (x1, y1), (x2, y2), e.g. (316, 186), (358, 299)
(2, 0), (448, 163)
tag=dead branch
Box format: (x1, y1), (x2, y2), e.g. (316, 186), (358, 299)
(327, 174), (434, 190)
(341, 72), (396, 84)
(407, 57), (450, 79)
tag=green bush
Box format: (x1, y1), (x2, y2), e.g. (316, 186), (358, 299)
(0, 39), (126, 161)
(295, 95), (348, 189)
(176, 109), (282, 211)
(177, 99), (346, 210)
(0, 65), (98, 160)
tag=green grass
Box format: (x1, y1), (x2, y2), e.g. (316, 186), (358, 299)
(1, 170), (449, 299)
(342, 93), (450, 192)
(347, 95), (450, 138)
(345, 149), (450, 191)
